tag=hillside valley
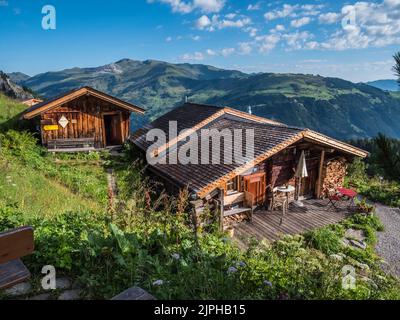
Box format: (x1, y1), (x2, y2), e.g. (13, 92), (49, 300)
(6, 59), (400, 140)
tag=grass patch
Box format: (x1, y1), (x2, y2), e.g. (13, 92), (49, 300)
(0, 130), (109, 206)
(0, 158), (101, 219)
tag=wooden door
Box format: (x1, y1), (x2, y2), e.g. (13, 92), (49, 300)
(244, 172), (266, 206)
(299, 160), (318, 198)
(103, 114), (122, 146)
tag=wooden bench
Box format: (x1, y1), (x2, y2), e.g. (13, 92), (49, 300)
(223, 191), (255, 221)
(0, 227), (34, 290)
(47, 138), (96, 152)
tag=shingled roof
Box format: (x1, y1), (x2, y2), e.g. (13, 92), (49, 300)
(132, 103), (368, 198)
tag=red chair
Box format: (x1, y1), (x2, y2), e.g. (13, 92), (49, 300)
(327, 194), (343, 211)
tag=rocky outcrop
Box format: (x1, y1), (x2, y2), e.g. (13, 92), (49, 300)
(0, 71), (34, 100)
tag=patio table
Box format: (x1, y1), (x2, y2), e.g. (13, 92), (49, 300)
(277, 185), (295, 225)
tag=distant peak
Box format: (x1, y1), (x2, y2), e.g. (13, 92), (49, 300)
(115, 58), (135, 64)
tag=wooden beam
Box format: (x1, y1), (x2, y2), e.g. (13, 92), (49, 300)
(219, 188), (225, 232)
(316, 150), (326, 199)
(303, 130), (368, 158)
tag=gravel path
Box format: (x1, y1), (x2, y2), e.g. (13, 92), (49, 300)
(374, 204), (400, 278)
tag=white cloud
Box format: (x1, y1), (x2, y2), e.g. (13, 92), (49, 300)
(191, 35), (201, 41)
(300, 4), (324, 16)
(264, 4), (298, 20)
(283, 31), (313, 50)
(384, 0), (400, 8)
(206, 49), (217, 56)
(225, 13), (236, 19)
(219, 17), (251, 28)
(247, 3), (261, 11)
(319, 12), (340, 24)
(165, 36), (173, 42)
(195, 14), (252, 31)
(179, 51), (205, 61)
(275, 24), (285, 31)
(264, 3), (324, 21)
(238, 42), (253, 55)
(221, 47), (236, 57)
(147, 0), (192, 13)
(148, 0), (225, 14)
(290, 17), (311, 28)
(256, 34), (281, 53)
(196, 15), (212, 29)
(193, 0), (225, 13)
(309, 0), (400, 50)
(245, 27), (258, 37)
(180, 43), (251, 61)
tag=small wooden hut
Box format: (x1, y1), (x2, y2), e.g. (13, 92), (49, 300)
(23, 87), (145, 151)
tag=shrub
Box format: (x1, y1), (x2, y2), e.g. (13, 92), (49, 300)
(304, 226), (344, 255)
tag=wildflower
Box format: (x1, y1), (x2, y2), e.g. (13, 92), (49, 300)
(227, 266), (238, 274)
(263, 280), (273, 287)
(153, 280), (164, 286)
(171, 253), (180, 260)
(236, 261), (246, 267)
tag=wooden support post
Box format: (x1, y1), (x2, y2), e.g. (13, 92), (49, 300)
(316, 150), (326, 199)
(218, 188), (225, 232)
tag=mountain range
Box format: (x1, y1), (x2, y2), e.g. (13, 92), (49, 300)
(0, 71), (33, 101)
(366, 79), (399, 92)
(5, 59), (400, 140)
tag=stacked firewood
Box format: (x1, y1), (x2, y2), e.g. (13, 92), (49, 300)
(322, 157), (347, 197)
(223, 213), (249, 230)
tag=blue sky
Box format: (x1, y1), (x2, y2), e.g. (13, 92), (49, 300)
(0, 0), (399, 82)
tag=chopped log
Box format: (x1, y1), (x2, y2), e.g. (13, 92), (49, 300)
(321, 157), (348, 197)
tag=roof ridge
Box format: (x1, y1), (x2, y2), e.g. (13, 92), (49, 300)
(222, 106), (285, 126)
(220, 113), (304, 131)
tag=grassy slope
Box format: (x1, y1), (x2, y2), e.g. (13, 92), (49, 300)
(0, 93), (106, 218)
(0, 158), (101, 218)
(0, 94), (27, 127)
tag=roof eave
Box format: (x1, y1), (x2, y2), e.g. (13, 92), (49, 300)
(22, 87), (145, 119)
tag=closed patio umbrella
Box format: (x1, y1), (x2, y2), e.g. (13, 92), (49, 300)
(294, 150), (308, 206)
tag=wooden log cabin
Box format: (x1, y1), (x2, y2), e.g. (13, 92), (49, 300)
(23, 87), (145, 152)
(132, 103), (368, 230)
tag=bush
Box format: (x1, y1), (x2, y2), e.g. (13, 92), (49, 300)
(305, 225), (344, 255)
(347, 159), (400, 207)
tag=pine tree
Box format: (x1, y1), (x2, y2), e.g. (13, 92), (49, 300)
(372, 133), (400, 181)
(394, 52), (400, 86)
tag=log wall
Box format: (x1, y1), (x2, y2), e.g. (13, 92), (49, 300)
(40, 95), (131, 148)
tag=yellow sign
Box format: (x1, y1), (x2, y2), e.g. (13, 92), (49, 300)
(43, 125), (59, 131)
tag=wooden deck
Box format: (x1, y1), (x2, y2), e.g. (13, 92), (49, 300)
(230, 199), (354, 246)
